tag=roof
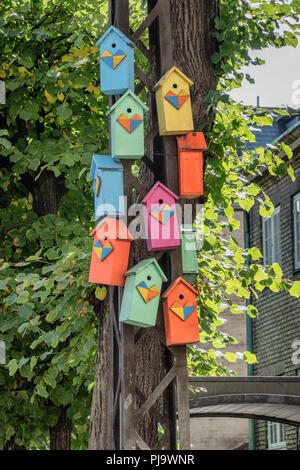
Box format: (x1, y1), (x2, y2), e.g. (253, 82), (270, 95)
(125, 258), (167, 281)
(142, 181), (179, 204)
(96, 25), (135, 49)
(89, 154), (123, 179)
(90, 217), (133, 241)
(246, 110), (300, 151)
(107, 90), (149, 115)
(162, 276), (198, 299)
(153, 66), (194, 92)
(177, 132), (207, 151)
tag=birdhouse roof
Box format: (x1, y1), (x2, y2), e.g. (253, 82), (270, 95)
(153, 66), (194, 91)
(177, 132), (207, 151)
(107, 90), (149, 115)
(142, 181), (179, 204)
(162, 277), (198, 299)
(96, 25), (135, 49)
(125, 258), (167, 282)
(89, 154), (123, 179)
(90, 217), (133, 241)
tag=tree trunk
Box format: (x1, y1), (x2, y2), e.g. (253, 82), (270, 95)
(88, 292), (114, 450)
(24, 168), (71, 449)
(50, 407), (72, 450)
(89, 0), (219, 450)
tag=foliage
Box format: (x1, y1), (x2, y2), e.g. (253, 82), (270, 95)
(0, 0), (300, 449)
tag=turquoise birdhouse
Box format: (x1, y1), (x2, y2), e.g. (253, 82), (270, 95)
(89, 155), (125, 220)
(96, 25), (135, 95)
(108, 90), (149, 160)
(119, 258), (167, 328)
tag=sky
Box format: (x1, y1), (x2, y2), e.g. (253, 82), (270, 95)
(230, 43), (300, 109)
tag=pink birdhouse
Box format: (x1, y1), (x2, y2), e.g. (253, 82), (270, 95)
(142, 181), (180, 251)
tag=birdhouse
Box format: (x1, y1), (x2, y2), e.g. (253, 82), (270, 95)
(181, 225), (198, 285)
(153, 66), (194, 136)
(119, 258), (167, 328)
(89, 155), (125, 220)
(96, 25), (135, 95)
(162, 277), (199, 346)
(177, 132), (207, 198)
(89, 217), (133, 287)
(108, 90), (149, 160)
(142, 181), (180, 252)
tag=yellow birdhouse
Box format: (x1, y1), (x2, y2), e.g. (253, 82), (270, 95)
(153, 66), (194, 136)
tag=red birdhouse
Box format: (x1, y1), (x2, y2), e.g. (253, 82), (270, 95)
(162, 277), (199, 346)
(177, 132), (207, 199)
(89, 217), (133, 287)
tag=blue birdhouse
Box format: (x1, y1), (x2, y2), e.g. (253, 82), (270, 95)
(89, 155), (125, 220)
(108, 90), (149, 160)
(96, 25), (135, 96)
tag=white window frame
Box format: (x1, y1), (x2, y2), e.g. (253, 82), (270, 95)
(262, 206), (281, 265)
(267, 421), (286, 450)
(293, 194), (300, 270)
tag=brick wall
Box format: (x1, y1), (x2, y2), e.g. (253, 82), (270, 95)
(250, 152), (300, 449)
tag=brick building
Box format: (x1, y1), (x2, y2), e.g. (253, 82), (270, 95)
(248, 111), (300, 450)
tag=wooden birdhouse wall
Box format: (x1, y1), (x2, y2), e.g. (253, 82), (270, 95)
(89, 218), (132, 287)
(181, 225), (198, 285)
(177, 132), (206, 198)
(90, 155), (125, 220)
(120, 261), (166, 328)
(98, 27), (135, 95)
(163, 278), (199, 346)
(155, 69), (194, 135)
(143, 183), (180, 251)
(110, 92), (146, 159)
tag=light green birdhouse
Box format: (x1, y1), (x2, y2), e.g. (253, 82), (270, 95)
(119, 258), (167, 328)
(108, 90), (149, 160)
(181, 225), (198, 285)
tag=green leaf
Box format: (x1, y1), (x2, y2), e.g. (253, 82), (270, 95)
(36, 383), (49, 398)
(243, 351), (257, 364)
(290, 281), (300, 298)
(56, 103), (73, 120)
(225, 352), (237, 363)
(8, 359), (18, 376)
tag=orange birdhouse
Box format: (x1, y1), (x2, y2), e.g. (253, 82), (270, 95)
(162, 277), (199, 347)
(177, 132), (207, 199)
(89, 217), (133, 287)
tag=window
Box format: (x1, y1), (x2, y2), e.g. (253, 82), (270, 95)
(293, 194), (300, 270)
(268, 421), (286, 450)
(262, 206), (281, 265)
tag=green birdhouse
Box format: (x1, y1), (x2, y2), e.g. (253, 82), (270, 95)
(119, 258), (167, 328)
(107, 90), (149, 160)
(181, 225), (198, 285)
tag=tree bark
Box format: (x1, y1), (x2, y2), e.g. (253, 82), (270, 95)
(49, 406), (72, 450)
(88, 292), (114, 450)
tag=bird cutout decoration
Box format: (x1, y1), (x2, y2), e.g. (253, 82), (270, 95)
(136, 281), (160, 303)
(170, 300), (196, 321)
(150, 204), (175, 225)
(117, 113), (143, 133)
(100, 49), (126, 70)
(164, 89), (190, 110)
(95, 176), (101, 197)
(93, 240), (114, 262)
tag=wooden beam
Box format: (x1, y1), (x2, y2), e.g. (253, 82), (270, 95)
(137, 366), (176, 418)
(131, 2), (161, 42)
